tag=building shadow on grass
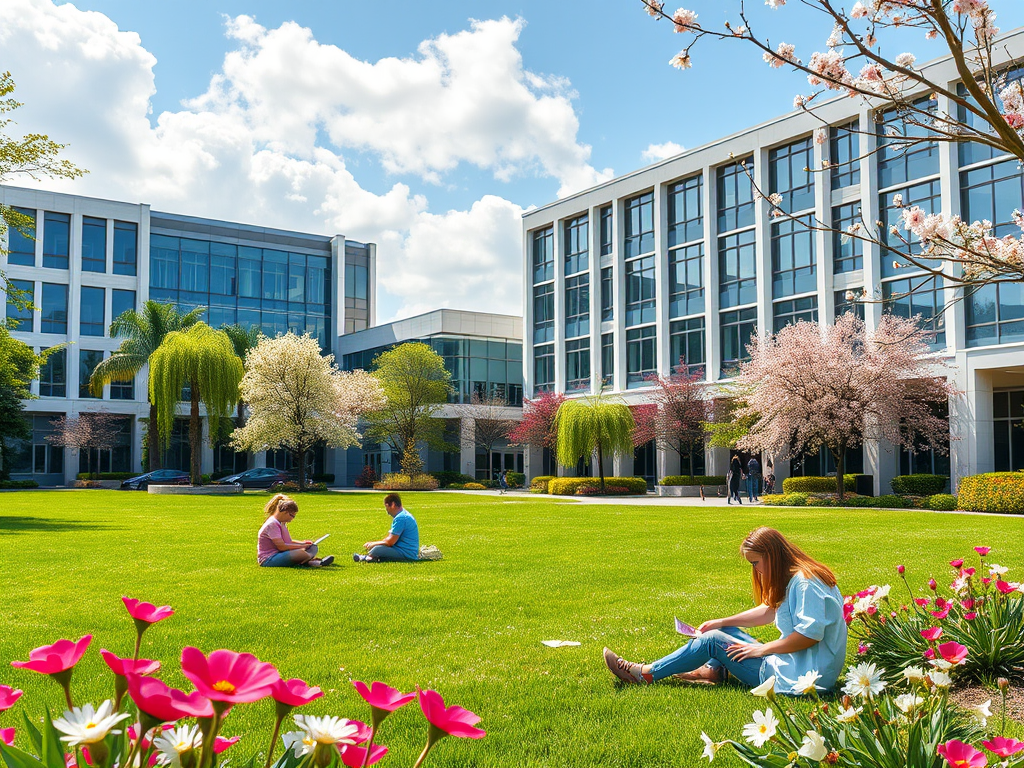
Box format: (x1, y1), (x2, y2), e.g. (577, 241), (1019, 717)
(0, 517), (114, 535)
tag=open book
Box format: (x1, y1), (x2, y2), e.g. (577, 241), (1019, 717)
(674, 617), (702, 638)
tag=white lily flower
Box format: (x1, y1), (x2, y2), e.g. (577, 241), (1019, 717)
(798, 730), (827, 761)
(894, 693), (923, 713)
(699, 732), (722, 762)
(750, 676), (776, 697)
(903, 666), (928, 683)
(292, 715), (360, 746)
(843, 662), (886, 698)
(929, 658), (954, 671)
(929, 670), (953, 688)
(835, 705), (862, 722)
(794, 670), (822, 695)
(54, 701), (130, 746)
(873, 585), (891, 602)
(972, 699), (992, 727)
(742, 709), (779, 748)
(153, 726), (202, 768)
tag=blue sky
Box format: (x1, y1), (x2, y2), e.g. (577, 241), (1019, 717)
(7, 0), (1024, 320)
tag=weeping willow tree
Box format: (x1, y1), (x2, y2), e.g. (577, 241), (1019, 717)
(554, 396), (636, 495)
(220, 323), (262, 426)
(149, 323), (243, 485)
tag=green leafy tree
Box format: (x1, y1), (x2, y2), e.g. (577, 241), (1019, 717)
(0, 327), (49, 478)
(220, 323), (262, 425)
(362, 342), (454, 476)
(89, 301), (205, 470)
(149, 323), (243, 485)
(554, 396), (636, 494)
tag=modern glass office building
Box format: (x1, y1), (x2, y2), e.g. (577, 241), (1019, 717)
(0, 186), (375, 485)
(522, 29), (1024, 493)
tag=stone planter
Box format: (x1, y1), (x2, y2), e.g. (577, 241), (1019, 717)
(657, 485), (726, 497)
(148, 484), (243, 495)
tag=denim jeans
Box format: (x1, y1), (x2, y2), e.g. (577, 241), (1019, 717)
(747, 475), (761, 501)
(648, 627), (764, 686)
(368, 544), (418, 562)
(261, 543), (318, 567)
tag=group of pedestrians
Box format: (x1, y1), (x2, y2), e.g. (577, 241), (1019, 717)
(727, 455), (775, 504)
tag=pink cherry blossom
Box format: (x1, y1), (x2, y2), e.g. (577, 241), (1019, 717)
(982, 737), (1024, 758)
(417, 688), (486, 739)
(937, 642), (969, 665)
(122, 598), (174, 625)
(920, 627), (943, 641)
(0, 685), (23, 712)
(672, 8), (699, 32)
(669, 51), (692, 70)
(271, 678), (322, 708)
(850, 2), (868, 18)
(11, 636), (91, 675)
(180, 648), (279, 705)
(937, 740), (987, 768)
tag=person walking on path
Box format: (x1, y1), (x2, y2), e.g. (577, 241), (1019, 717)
(499, 469), (508, 494)
(353, 493), (420, 563)
(727, 456), (744, 505)
(746, 456), (762, 502)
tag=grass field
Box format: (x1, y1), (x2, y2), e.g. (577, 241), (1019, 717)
(0, 490), (1021, 767)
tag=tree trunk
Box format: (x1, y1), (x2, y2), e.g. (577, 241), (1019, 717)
(836, 446), (846, 501)
(189, 381), (202, 486)
(597, 442), (606, 494)
(297, 448), (307, 490)
(487, 448), (493, 482)
(148, 403), (161, 471)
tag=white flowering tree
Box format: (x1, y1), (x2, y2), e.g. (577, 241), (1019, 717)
(735, 313), (956, 498)
(644, 1), (1024, 291)
(231, 333), (385, 489)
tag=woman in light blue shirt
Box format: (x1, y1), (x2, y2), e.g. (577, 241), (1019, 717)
(604, 527), (847, 695)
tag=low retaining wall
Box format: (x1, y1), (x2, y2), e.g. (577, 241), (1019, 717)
(148, 484), (243, 495)
(656, 485), (726, 498)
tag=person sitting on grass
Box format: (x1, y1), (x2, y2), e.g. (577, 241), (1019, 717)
(258, 494), (335, 568)
(603, 526), (847, 695)
(353, 492), (419, 563)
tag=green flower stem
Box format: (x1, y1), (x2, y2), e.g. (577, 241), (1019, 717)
(411, 741), (433, 768)
(51, 668), (75, 710)
(141, 740), (157, 768)
(360, 725), (376, 768)
(198, 706), (227, 768)
(264, 712), (286, 768)
(124, 731), (146, 768)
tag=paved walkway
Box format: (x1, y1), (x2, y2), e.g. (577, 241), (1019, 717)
(331, 487), (762, 506)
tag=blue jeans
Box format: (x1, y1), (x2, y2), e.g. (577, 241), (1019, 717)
(747, 475), (761, 501)
(368, 544), (418, 562)
(649, 627), (765, 686)
(261, 544), (318, 567)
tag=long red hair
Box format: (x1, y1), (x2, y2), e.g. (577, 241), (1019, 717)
(741, 527), (836, 609)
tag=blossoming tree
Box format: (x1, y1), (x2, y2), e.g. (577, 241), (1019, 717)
(644, 0), (1024, 291)
(735, 313), (955, 498)
(231, 333), (385, 490)
(507, 390), (565, 466)
(647, 369), (712, 477)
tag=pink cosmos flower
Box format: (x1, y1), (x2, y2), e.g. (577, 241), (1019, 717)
(866, 605), (877, 616)
(937, 642), (969, 665)
(937, 740), (987, 768)
(963, 567), (976, 577)
(915, 598), (930, 606)
(0, 685), (23, 711)
(100, 650), (160, 678)
(11, 636), (92, 675)
(339, 744), (388, 767)
(929, 579), (938, 591)
(982, 737), (1024, 757)
(935, 597), (949, 609)
(961, 598), (975, 610)
(975, 546), (991, 556)
(272, 678), (322, 708)
(214, 736), (240, 754)
(125, 673), (213, 723)
(921, 627), (943, 641)
(843, 603), (854, 625)
(995, 581), (1016, 595)
(857, 642), (868, 655)
(964, 612), (978, 620)
(417, 688), (486, 739)
(931, 607), (951, 620)
(924, 648), (936, 660)
(346, 720), (373, 745)
(353, 681), (416, 726)
(1, 728), (14, 746)
(122, 598), (174, 625)
(897, 565), (906, 575)
(180, 648), (279, 705)
(982, 577), (992, 586)
(950, 559), (964, 568)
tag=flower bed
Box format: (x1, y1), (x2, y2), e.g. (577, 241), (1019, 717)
(546, 477), (648, 496)
(658, 475), (726, 487)
(373, 473), (439, 491)
(762, 492), (957, 510)
(957, 472), (1024, 514)
(781, 474), (867, 494)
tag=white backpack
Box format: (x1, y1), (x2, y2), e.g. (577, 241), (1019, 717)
(419, 545), (443, 561)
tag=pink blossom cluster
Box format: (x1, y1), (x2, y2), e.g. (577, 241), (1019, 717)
(672, 7), (698, 32)
(1000, 82), (1024, 130)
(762, 42), (798, 69)
(806, 49), (851, 90)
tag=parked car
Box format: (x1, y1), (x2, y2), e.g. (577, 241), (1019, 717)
(212, 468), (297, 490)
(120, 470), (190, 491)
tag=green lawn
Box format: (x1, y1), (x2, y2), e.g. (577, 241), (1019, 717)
(0, 491), (1021, 767)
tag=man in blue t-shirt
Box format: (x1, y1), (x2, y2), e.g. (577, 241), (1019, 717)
(353, 493), (420, 563)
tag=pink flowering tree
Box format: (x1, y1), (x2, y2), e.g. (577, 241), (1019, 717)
(735, 313), (955, 498)
(507, 391), (565, 465)
(643, 1), (1024, 290)
(646, 369), (712, 477)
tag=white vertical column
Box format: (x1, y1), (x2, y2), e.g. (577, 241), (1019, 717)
(859, 106), (882, 332)
(523, 226), (535, 396)
(138, 205), (152, 304)
(936, 91), (963, 354)
(704, 166), (720, 382)
(614, 199), (627, 393)
(814, 137), (835, 322)
(460, 416), (476, 476)
(366, 243), (378, 329)
(330, 236), (346, 343)
(588, 205), (601, 394)
(654, 182), (670, 376)
(753, 149), (772, 340)
(553, 220), (566, 394)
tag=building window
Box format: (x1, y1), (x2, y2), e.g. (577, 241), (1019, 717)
(80, 286), (105, 337)
(769, 137), (815, 213)
(113, 221), (138, 276)
(773, 296), (818, 332)
(39, 347), (66, 397)
(110, 375), (134, 400)
(601, 333), (614, 389)
(288, 253), (306, 303)
(829, 121), (861, 189)
(832, 202), (864, 273)
(668, 174), (703, 247)
(717, 159), (755, 233)
(720, 307), (757, 379)
(307, 255), (327, 306)
(238, 250), (261, 298)
(41, 283), (68, 334)
(82, 217), (106, 273)
(623, 191), (654, 258)
(965, 283), (1024, 348)
(564, 214), (589, 275)
(7, 207), (36, 266)
(532, 227), (554, 284)
(669, 317), (705, 377)
(601, 266), (613, 322)
(994, 390), (1024, 471)
(883, 275), (946, 349)
(880, 179), (941, 277)
(262, 250), (288, 302)
(150, 235), (179, 292)
(6, 279), (33, 331)
(718, 229), (756, 309)
(961, 158), (1024, 238)
(771, 215), (816, 298)
(180, 240), (210, 294)
(600, 205), (613, 256)
(877, 97), (939, 189)
(534, 344), (554, 394)
(533, 282), (554, 344)
(111, 289), (135, 326)
(626, 325), (657, 388)
(210, 246), (237, 298)
(344, 262), (369, 300)
(669, 242), (704, 319)
(565, 274), (590, 339)
(834, 289), (865, 321)
(625, 254), (656, 327)
(957, 65), (1024, 166)
(42, 212), (70, 270)
(900, 403), (949, 477)
(566, 338), (590, 393)
(79, 350), (104, 399)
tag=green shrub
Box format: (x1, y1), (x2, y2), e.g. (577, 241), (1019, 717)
(374, 473), (440, 491)
(782, 475), (863, 493)
(76, 472), (138, 481)
(576, 484), (632, 496)
(447, 483), (464, 490)
(957, 472), (1024, 514)
(462, 482), (487, 490)
(0, 479), (39, 489)
(658, 475), (727, 486)
(264, 481), (328, 493)
(872, 494), (909, 508)
(530, 476), (556, 493)
(890, 473), (948, 495)
(548, 477), (648, 496)
(480, 479), (499, 489)
(430, 471), (476, 488)
(762, 492), (808, 506)
(925, 493), (957, 511)
(506, 471), (525, 488)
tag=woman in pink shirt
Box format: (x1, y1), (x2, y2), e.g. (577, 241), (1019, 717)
(257, 494), (334, 567)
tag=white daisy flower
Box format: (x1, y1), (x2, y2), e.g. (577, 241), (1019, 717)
(794, 670), (822, 695)
(153, 726), (202, 768)
(990, 564), (1009, 577)
(54, 701), (130, 746)
(281, 731), (315, 758)
(929, 670), (953, 688)
(894, 693), (923, 713)
(843, 662), (886, 698)
(742, 709), (779, 748)
(798, 730), (827, 761)
(835, 705), (862, 722)
(292, 715), (360, 746)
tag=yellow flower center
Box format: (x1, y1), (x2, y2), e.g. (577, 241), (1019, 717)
(759, 725), (768, 734)
(213, 681), (236, 694)
(86, 722), (98, 729)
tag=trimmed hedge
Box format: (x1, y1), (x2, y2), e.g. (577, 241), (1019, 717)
(264, 481), (328, 493)
(763, 491), (958, 510)
(0, 479), (39, 489)
(782, 475), (864, 493)
(374, 473), (440, 491)
(926, 493), (957, 511)
(659, 475), (726, 487)
(430, 471), (476, 488)
(462, 482), (487, 490)
(506, 471), (525, 488)
(763, 492), (809, 506)
(957, 472), (1024, 514)
(548, 477), (648, 496)
(577, 484), (632, 496)
(890, 473), (948, 495)
(530, 476), (556, 493)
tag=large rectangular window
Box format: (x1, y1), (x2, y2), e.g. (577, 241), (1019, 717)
(111, 289), (135, 325)
(177, 240), (209, 294)
(994, 390), (1024, 471)
(965, 283), (1024, 348)
(832, 202), (864, 273)
(623, 192), (654, 259)
(829, 121), (861, 189)
(877, 97), (939, 189)
(668, 174), (703, 246)
(599, 205), (613, 256)
(344, 262), (369, 300)
(720, 307), (757, 378)
(238, 249), (261, 298)
(880, 179), (942, 277)
(669, 242), (704, 318)
(289, 253), (306, 303)
(79, 350), (103, 399)
(771, 215), (816, 298)
(957, 65), (1024, 167)
(718, 229), (756, 309)
(6, 279), (33, 331)
(7, 207), (36, 266)
(769, 137), (815, 213)
(307, 255), (327, 306)
(625, 255), (656, 327)
(533, 282), (554, 344)
(80, 286), (105, 337)
(961, 158), (1024, 237)
(717, 160), (755, 233)
(110, 373), (134, 401)
(601, 333), (614, 389)
(564, 214), (588, 275)
(113, 221), (138, 276)
(211, 245), (237, 297)
(42, 212), (70, 269)
(565, 274), (589, 339)
(263, 250), (288, 302)
(82, 217), (107, 273)
(534, 344), (554, 394)
(626, 325), (656, 388)
(773, 296), (818, 332)
(601, 266), (613, 322)
(883, 276), (946, 349)
(669, 317), (705, 376)
(835, 289), (865, 321)
(565, 338), (590, 393)
(39, 348), (66, 397)
(532, 227), (554, 284)
(41, 283), (68, 334)
(151, 235), (179, 291)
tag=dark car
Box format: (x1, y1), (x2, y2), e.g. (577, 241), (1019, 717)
(120, 469), (190, 491)
(212, 468), (297, 490)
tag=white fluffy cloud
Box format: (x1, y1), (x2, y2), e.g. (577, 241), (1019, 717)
(0, 1), (611, 319)
(641, 141), (685, 162)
